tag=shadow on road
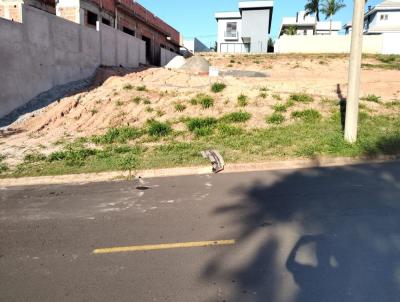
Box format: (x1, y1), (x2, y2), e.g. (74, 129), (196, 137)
(202, 161), (400, 301)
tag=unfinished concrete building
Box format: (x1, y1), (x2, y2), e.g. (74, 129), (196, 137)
(0, 0), (55, 22)
(0, 0), (181, 66)
(55, 0), (181, 66)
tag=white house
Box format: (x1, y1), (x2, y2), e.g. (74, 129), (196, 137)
(279, 11), (342, 36)
(215, 1), (274, 53)
(345, 0), (400, 34)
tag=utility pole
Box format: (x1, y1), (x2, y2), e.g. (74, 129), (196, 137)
(344, 0), (366, 143)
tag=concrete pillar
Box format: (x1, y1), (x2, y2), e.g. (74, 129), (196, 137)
(344, 0), (365, 143)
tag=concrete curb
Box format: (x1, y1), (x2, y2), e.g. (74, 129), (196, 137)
(0, 156), (398, 187)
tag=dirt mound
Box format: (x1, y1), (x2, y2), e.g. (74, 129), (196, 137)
(180, 56), (210, 74)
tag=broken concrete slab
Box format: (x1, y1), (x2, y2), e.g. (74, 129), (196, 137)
(201, 150), (225, 173)
(165, 56), (186, 69)
(180, 56), (210, 75)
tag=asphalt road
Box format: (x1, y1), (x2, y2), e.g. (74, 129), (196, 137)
(1, 161), (400, 302)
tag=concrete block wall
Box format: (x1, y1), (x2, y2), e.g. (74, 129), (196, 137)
(274, 35), (399, 54)
(160, 48), (178, 67)
(0, 5), (147, 119)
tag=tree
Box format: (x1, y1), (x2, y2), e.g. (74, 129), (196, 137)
(321, 0), (346, 34)
(304, 0), (321, 22)
(283, 26), (297, 36)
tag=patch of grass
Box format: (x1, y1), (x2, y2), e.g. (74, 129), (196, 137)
(0, 155), (8, 174)
(24, 152), (47, 163)
(361, 94), (381, 103)
(136, 85), (147, 92)
(237, 94), (248, 107)
(260, 87), (269, 92)
(289, 93), (314, 103)
(115, 100), (124, 107)
(273, 103), (288, 113)
(218, 123), (244, 136)
(384, 100), (400, 108)
(132, 96), (141, 104)
(291, 109), (322, 123)
(175, 103), (186, 112)
(123, 84), (133, 90)
(92, 126), (142, 144)
(146, 107), (154, 113)
(196, 94), (214, 109)
(272, 94), (282, 101)
(48, 147), (97, 167)
(267, 113), (285, 125)
(221, 111), (252, 123)
(90, 108), (98, 116)
(259, 92), (267, 99)
(143, 98), (151, 105)
(211, 82), (227, 93)
(227, 64), (233, 68)
(147, 120), (172, 137)
(6, 113), (400, 178)
(186, 117), (218, 132)
(377, 55), (398, 64)
(156, 110), (165, 117)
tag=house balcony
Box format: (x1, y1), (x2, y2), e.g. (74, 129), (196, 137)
(224, 31), (239, 40)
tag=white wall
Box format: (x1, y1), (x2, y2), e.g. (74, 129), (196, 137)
(274, 35), (396, 54)
(0, 5), (147, 119)
(382, 33), (400, 54)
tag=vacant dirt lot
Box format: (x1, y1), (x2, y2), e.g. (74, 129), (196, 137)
(1, 53), (399, 167)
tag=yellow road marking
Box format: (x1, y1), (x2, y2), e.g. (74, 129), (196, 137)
(93, 239), (235, 254)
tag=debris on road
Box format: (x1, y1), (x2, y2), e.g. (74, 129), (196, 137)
(201, 150), (225, 173)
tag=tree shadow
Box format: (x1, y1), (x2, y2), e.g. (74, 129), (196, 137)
(202, 161), (400, 301)
(0, 66), (148, 128)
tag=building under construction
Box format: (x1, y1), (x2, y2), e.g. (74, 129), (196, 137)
(0, 0), (181, 66)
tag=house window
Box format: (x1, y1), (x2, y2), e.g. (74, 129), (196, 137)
(225, 22), (237, 37)
(380, 14), (388, 20)
(86, 10), (98, 26)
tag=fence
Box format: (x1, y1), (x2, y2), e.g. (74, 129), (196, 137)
(274, 34), (400, 55)
(0, 5), (147, 119)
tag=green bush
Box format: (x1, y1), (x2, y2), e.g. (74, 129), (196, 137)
(237, 94), (248, 107)
(361, 94), (381, 103)
(143, 98), (151, 105)
(222, 111), (251, 123)
(175, 103), (187, 112)
(291, 109), (322, 123)
(267, 113), (285, 125)
(24, 153), (47, 163)
(211, 82), (226, 93)
(123, 84), (133, 90)
(273, 103), (288, 113)
(186, 117), (218, 132)
(199, 95), (214, 109)
(132, 96), (141, 104)
(92, 127), (142, 144)
(289, 93), (314, 103)
(148, 120), (172, 137)
(136, 85), (147, 91)
(48, 148), (97, 166)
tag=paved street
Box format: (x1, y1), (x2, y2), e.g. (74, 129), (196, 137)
(1, 161), (400, 302)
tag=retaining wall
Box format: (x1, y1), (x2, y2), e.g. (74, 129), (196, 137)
(160, 48), (178, 67)
(274, 34), (400, 54)
(0, 5), (147, 119)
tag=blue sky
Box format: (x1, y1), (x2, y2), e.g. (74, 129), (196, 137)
(138, 0), (381, 47)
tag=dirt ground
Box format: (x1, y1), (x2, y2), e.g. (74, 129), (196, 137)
(1, 53), (399, 166)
